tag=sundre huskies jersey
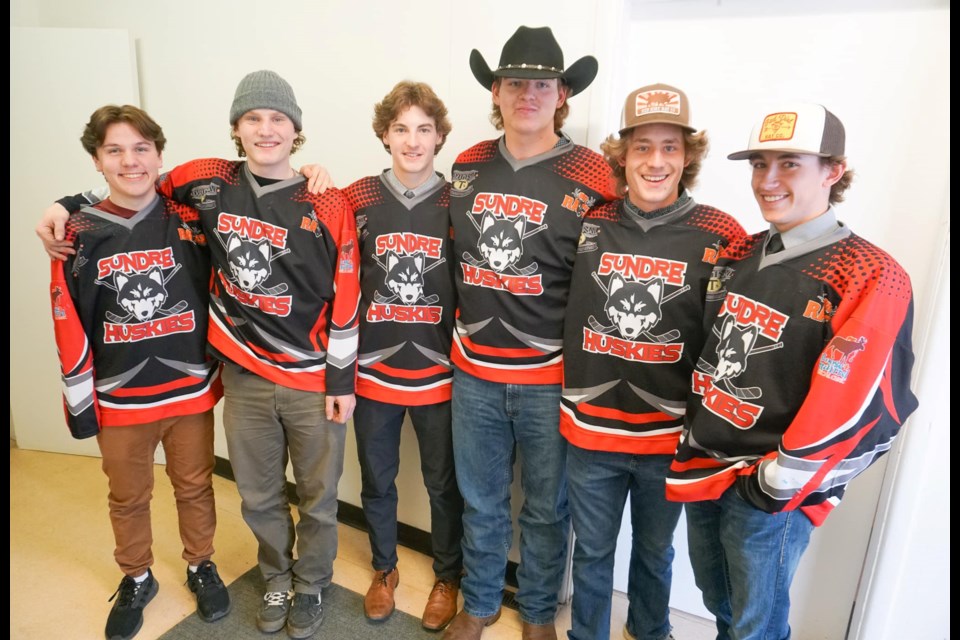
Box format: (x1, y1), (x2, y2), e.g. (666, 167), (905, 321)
(50, 196), (220, 437)
(560, 197), (745, 455)
(449, 137), (616, 384)
(667, 223), (919, 525)
(345, 173), (456, 405)
(158, 160), (360, 395)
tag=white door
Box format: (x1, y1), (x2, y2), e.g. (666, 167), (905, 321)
(10, 27), (140, 456)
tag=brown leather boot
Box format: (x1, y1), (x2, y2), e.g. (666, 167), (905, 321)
(521, 620), (558, 640)
(441, 608), (501, 640)
(421, 577), (460, 630)
(363, 567), (399, 621)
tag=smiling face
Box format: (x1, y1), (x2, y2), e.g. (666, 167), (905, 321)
(748, 151), (844, 232)
(492, 77), (567, 138)
(622, 123), (688, 212)
(232, 108), (296, 178)
(382, 105), (441, 188)
(93, 122), (163, 210)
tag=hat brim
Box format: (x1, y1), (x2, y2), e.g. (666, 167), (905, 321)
(727, 147), (831, 161)
(470, 50), (598, 97)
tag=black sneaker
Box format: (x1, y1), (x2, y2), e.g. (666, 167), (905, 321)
(186, 560), (231, 622)
(286, 592), (324, 639)
(105, 570), (159, 640)
(256, 590), (291, 633)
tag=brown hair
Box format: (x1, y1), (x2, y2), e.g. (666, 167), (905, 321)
(822, 156), (854, 204)
(600, 126), (710, 198)
(488, 78), (570, 132)
(80, 104), (166, 158)
(373, 81), (452, 154)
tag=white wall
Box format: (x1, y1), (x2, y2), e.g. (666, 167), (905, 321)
(9, 1), (949, 637)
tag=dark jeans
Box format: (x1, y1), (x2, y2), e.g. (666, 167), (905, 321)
(354, 397), (463, 580)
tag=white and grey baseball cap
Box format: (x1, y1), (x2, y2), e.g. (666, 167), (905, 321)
(728, 103), (845, 160)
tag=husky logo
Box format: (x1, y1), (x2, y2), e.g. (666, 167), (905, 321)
(450, 169), (478, 197)
(586, 268), (687, 344)
(714, 315), (759, 383)
(115, 268), (168, 321)
(385, 251), (425, 304)
(371, 247), (444, 307)
(226, 233), (272, 291)
(694, 313), (783, 402)
(603, 275), (663, 340)
(477, 212), (525, 272)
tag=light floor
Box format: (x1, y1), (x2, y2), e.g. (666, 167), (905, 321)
(10, 443), (714, 640)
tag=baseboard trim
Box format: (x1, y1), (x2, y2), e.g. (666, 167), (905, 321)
(213, 455), (519, 588)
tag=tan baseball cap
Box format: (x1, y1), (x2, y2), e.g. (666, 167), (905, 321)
(619, 83), (695, 134)
(728, 103), (845, 160)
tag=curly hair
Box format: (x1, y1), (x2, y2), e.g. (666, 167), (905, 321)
(372, 81), (452, 154)
(822, 156), (854, 204)
(600, 126), (709, 198)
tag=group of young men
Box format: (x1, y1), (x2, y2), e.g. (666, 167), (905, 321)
(39, 23), (918, 640)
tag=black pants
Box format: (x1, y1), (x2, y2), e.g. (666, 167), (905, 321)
(353, 397), (464, 580)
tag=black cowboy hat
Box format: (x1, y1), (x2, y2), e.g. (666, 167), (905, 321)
(469, 26), (598, 97)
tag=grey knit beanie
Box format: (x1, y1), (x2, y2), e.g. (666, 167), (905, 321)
(229, 70), (302, 130)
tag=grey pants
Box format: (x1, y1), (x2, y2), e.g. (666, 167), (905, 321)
(221, 362), (346, 595)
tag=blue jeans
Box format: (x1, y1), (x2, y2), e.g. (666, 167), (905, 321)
(685, 486), (815, 640)
(566, 444), (681, 640)
(451, 367), (569, 625)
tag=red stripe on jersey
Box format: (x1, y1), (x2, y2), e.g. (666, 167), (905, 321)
(451, 346), (562, 384)
(367, 361), (450, 380)
(209, 323), (329, 392)
(99, 392), (220, 427)
(107, 374), (206, 397)
(574, 401), (676, 425)
(356, 379), (451, 406)
(560, 413), (679, 455)
(456, 332), (545, 358)
(665, 469), (736, 502)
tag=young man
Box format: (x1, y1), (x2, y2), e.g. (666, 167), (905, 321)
(42, 71), (360, 639)
(444, 26), (616, 640)
(49, 104), (229, 640)
(561, 84), (745, 640)
(666, 103), (919, 640)
(343, 81), (463, 631)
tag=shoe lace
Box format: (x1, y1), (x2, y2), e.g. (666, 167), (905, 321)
(263, 591), (290, 607)
(108, 576), (144, 608)
(376, 569), (395, 587)
(188, 561), (224, 591)
(431, 579), (455, 595)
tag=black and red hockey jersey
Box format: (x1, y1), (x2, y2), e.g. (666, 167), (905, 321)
(449, 137), (616, 384)
(344, 172), (455, 405)
(560, 197), (746, 455)
(50, 196), (221, 437)
(666, 221), (919, 525)
(156, 160), (361, 395)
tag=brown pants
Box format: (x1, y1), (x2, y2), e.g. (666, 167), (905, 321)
(97, 410), (216, 576)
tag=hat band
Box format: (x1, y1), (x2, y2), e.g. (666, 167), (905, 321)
(496, 63), (564, 74)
